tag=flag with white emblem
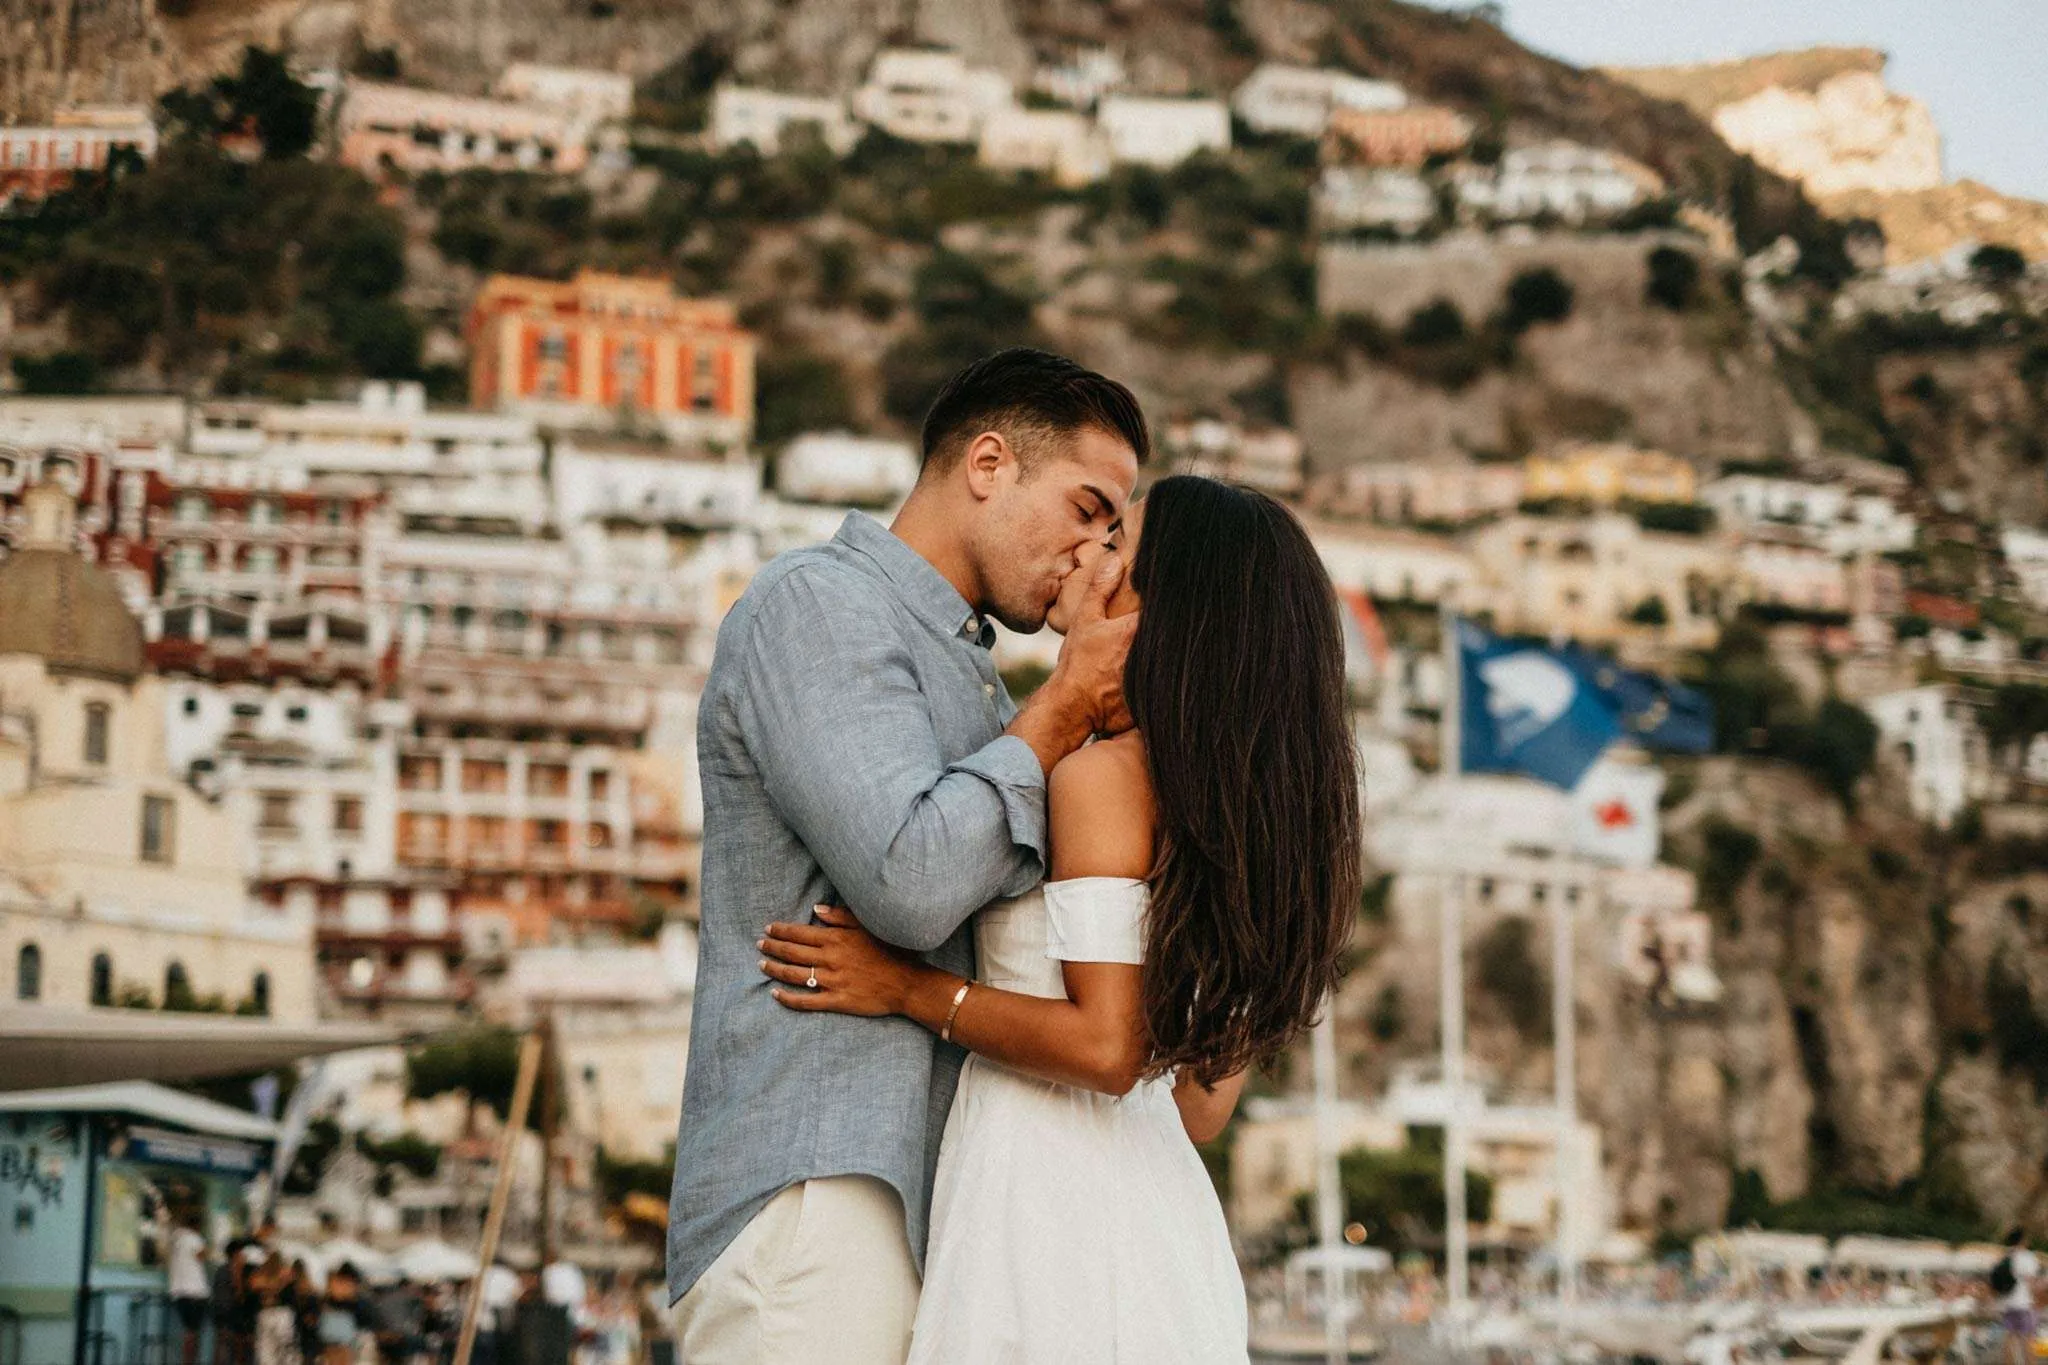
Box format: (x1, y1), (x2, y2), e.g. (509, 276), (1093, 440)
(1456, 621), (1623, 789)
(1568, 754), (1665, 867)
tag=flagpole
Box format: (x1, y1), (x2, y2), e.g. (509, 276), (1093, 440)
(1440, 613), (1469, 1345)
(1312, 1008), (1347, 1365)
(1552, 847), (1579, 1311)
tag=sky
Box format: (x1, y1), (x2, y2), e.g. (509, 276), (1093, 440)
(1493, 0), (2048, 202)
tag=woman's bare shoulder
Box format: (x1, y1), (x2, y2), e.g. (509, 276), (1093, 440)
(1049, 734), (1155, 880)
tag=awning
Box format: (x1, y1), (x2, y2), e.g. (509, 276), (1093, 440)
(0, 1006), (401, 1091)
(0, 1080), (282, 1140)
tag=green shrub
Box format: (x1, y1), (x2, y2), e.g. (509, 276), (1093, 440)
(1629, 501), (1717, 535)
(1502, 267), (1574, 333)
(1645, 245), (1701, 311)
(754, 349), (853, 447)
(596, 1145), (674, 1204)
(1969, 244), (2027, 288)
(1697, 817), (1762, 909)
(1402, 298), (1468, 347)
(10, 351), (99, 393)
(406, 1026), (527, 1122)
(1627, 595), (1670, 626)
(356, 1131), (442, 1179)
(1474, 917), (1549, 1039)
(1291, 1145), (1493, 1253)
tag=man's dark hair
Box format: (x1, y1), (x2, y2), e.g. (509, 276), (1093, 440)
(918, 348), (1149, 478)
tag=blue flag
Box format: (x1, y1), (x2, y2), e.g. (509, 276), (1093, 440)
(1558, 644), (1716, 754)
(1457, 621), (1623, 789)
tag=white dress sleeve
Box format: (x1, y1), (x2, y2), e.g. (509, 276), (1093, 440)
(1041, 877), (1149, 965)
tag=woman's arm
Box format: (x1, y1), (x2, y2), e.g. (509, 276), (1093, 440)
(761, 739), (1155, 1095)
(1172, 1070), (1248, 1145)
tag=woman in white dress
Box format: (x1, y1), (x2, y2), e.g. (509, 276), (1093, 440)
(758, 475), (1363, 1363)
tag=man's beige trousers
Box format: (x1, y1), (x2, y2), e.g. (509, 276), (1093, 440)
(672, 1175), (920, 1364)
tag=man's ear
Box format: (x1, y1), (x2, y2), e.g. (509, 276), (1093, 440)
(961, 430), (1013, 503)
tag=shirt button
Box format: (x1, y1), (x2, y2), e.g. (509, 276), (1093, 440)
(983, 683), (996, 697)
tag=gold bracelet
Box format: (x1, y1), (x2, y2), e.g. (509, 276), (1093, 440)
(939, 979), (973, 1043)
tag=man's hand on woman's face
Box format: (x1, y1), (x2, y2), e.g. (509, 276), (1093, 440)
(759, 905), (919, 1017)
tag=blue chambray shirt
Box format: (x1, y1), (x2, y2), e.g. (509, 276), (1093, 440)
(665, 512), (1049, 1303)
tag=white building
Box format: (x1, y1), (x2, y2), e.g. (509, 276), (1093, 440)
(1029, 49), (1126, 110)
(549, 438), (761, 532)
(2001, 526), (2048, 610)
(1704, 473), (1916, 557)
(1231, 1070), (1609, 1257)
(496, 922), (698, 1160)
(851, 49), (1014, 145)
(492, 64), (635, 124)
(1232, 63), (1405, 139)
(1737, 530), (1851, 615)
(337, 81), (593, 175)
(708, 85), (862, 157)
(1311, 459), (1525, 527)
(1096, 95), (1232, 167)
(1457, 142), (1651, 224)
(1308, 520), (1476, 606)
(1, 480), (317, 1021)
(775, 432), (918, 507)
(1864, 684), (1995, 829)
(1464, 512), (1734, 646)
(1314, 166), (1437, 234)
(189, 382), (549, 533)
(977, 107), (1111, 186)
(1161, 418), (1304, 497)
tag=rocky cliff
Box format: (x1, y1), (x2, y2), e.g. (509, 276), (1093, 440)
(1609, 48), (2048, 265)
(1607, 48), (1943, 198)
(1346, 756), (2048, 1237)
(0, 0), (172, 121)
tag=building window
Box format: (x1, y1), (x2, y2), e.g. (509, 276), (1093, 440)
(84, 702), (110, 766)
(141, 795), (175, 863)
(175, 492), (210, 524)
(249, 971), (271, 1017)
(91, 953), (113, 1006)
(15, 943), (40, 1001)
(334, 796), (364, 835)
(259, 792), (296, 833)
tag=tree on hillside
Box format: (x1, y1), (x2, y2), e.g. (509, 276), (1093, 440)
(1645, 245), (1701, 311)
(1503, 266), (1574, 333)
(1969, 244), (2028, 288)
(158, 47), (320, 160)
(406, 1026), (527, 1122)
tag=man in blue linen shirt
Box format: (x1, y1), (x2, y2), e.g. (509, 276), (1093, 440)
(667, 349), (1148, 1364)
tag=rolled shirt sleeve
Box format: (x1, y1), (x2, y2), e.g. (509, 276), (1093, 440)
(736, 566), (1048, 952)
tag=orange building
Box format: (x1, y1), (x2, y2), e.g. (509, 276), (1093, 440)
(1322, 103), (1473, 168)
(469, 271), (757, 445)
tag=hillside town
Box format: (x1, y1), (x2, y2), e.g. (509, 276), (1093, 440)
(3, 11), (2048, 1365)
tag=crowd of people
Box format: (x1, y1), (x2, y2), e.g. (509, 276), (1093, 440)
(164, 1217), (662, 1365)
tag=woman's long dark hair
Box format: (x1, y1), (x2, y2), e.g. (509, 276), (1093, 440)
(1126, 475), (1363, 1086)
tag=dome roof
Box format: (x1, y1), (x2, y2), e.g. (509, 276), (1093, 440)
(0, 547), (145, 682)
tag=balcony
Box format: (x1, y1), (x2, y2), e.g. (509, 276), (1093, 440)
(315, 917), (463, 952)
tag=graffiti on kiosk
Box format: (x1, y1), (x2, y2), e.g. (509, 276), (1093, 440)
(0, 1141), (67, 1207)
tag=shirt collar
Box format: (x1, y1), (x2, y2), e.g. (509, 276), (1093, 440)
(833, 512), (995, 648)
